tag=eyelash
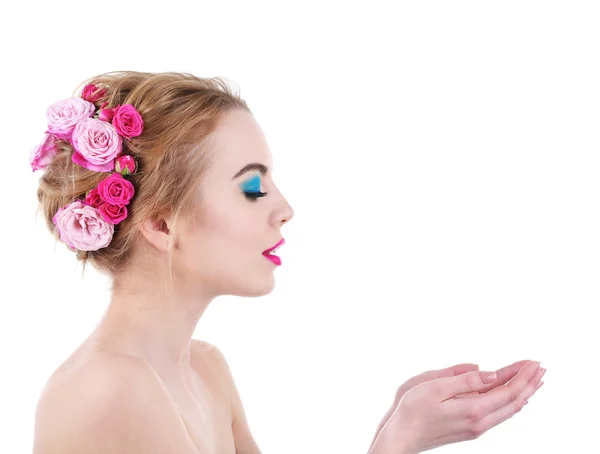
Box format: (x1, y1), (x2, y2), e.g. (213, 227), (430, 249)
(244, 190), (268, 202)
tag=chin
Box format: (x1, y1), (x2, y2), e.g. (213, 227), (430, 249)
(233, 275), (276, 298)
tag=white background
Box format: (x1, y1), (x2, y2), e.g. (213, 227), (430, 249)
(1, 1), (598, 453)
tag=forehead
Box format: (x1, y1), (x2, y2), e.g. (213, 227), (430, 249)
(207, 109), (273, 176)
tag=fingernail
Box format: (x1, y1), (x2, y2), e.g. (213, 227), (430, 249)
(524, 401), (529, 406)
(535, 381), (544, 391)
(482, 372), (497, 383)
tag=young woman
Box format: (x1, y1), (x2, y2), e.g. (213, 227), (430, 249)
(31, 71), (545, 454)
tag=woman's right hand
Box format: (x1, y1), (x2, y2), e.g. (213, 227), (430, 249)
(370, 360), (546, 454)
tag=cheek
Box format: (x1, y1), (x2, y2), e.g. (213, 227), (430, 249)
(183, 204), (264, 263)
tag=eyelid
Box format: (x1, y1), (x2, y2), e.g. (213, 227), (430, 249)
(240, 174), (262, 192)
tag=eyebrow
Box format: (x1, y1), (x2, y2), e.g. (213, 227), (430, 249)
(232, 163), (269, 180)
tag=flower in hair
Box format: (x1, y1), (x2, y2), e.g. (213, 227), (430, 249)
(30, 133), (58, 171)
(97, 173), (134, 206)
(46, 98), (96, 141)
(71, 117), (122, 172)
(32, 87), (144, 251)
(81, 84), (106, 103)
(98, 203), (128, 224)
(115, 155), (138, 175)
(84, 188), (103, 208)
(98, 102), (115, 122)
(84, 174), (134, 226)
(112, 104), (144, 140)
(52, 201), (114, 251)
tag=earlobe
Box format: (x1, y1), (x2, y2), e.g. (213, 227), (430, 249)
(138, 216), (172, 252)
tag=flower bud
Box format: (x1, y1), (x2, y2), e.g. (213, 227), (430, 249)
(115, 155), (138, 175)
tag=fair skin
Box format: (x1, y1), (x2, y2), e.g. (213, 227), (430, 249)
(33, 109), (545, 454)
(34, 109), (291, 454)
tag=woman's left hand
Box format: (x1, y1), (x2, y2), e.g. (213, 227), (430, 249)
(369, 359), (531, 450)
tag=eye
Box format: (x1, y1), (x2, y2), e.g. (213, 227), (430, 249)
(244, 191), (268, 202)
(241, 174), (268, 202)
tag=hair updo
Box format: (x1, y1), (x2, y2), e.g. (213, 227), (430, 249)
(35, 71), (250, 276)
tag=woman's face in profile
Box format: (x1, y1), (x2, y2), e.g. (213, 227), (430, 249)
(173, 109), (294, 298)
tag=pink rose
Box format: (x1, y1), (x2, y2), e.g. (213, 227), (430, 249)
(81, 84), (106, 103)
(98, 107), (114, 122)
(115, 155), (138, 175)
(84, 188), (103, 208)
(98, 203), (128, 224)
(97, 173), (134, 206)
(112, 104), (144, 140)
(46, 98), (96, 140)
(52, 201), (114, 251)
(30, 133), (58, 171)
(71, 118), (122, 172)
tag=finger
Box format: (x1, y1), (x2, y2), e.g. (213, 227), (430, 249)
(456, 360), (531, 396)
(394, 363), (480, 405)
(423, 363), (480, 382)
(442, 363), (480, 377)
(481, 360), (530, 389)
(495, 360), (530, 384)
(401, 364), (480, 393)
(432, 369), (501, 402)
(468, 366), (545, 434)
(419, 364), (480, 390)
(463, 361), (542, 414)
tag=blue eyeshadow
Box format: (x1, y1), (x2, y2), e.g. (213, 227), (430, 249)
(241, 174), (261, 192)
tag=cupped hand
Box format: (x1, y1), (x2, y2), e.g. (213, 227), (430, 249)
(370, 359), (528, 448)
(381, 360), (545, 453)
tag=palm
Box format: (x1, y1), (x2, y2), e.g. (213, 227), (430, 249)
(392, 360), (530, 409)
(369, 359), (532, 452)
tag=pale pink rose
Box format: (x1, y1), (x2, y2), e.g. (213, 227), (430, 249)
(52, 201), (114, 251)
(112, 104), (144, 139)
(98, 203), (128, 224)
(115, 155), (137, 175)
(84, 188), (103, 208)
(30, 133), (58, 171)
(71, 118), (122, 172)
(81, 84), (106, 103)
(97, 173), (134, 206)
(46, 98), (96, 140)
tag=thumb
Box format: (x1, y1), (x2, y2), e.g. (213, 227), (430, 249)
(435, 370), (497, 401)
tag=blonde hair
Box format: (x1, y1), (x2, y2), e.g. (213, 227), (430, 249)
(36, 71), (250, 276)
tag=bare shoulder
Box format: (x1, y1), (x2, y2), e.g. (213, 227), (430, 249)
(190, 339), (232, 375)
(190, 339), (262, 454)
(33, 352), (199, 454)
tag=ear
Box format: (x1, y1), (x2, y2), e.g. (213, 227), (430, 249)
(138, 214), (174, 252)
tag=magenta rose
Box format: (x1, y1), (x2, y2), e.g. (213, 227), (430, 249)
(71, 118), (122, 172)
(81, 84), (106, 103)
(98, 107), (115, 122)
(115, 155), (138, 175)
(52, 201), (114, 251)
(98, 203), (128, 224)
(97, 173), (134, 206)
(46, 97), (96, 140)
(84, 188), (103, 208)
(112, 104), (144, 140)
(30, 133), (58, 171)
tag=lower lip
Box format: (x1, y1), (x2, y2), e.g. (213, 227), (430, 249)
(263, 253), (281, 266)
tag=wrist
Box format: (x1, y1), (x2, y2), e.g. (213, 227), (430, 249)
(367, 424), (418, 454)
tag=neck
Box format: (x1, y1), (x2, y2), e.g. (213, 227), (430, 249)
(92, 264), (215, 378)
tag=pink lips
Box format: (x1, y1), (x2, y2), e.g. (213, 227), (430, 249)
(262, 238), (284, 266)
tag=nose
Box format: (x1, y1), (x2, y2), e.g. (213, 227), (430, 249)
(271, 194), (294, 227)
(281, 200), (294, 225)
